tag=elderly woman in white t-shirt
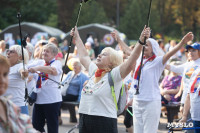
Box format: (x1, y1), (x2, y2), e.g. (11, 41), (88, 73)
(28, 43), (62, 133)
(112, 30), (193, 133)
(3, 45), (29, 115)
(70, 26), (150, 133)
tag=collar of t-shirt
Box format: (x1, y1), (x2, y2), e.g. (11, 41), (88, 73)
(45, 58), (55, 66)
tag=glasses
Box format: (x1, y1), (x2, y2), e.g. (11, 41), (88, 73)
(6, 50), (16, 54)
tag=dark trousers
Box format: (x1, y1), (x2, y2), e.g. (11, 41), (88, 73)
(193, 121), (200, 133)
(32, 102), (61, 133)
(161, 95), (169, 105)
(62, 94), (78, 101)
(79, 114), (118, 133)
(60, 94), (78, 122)
(124, 107), (133, 128)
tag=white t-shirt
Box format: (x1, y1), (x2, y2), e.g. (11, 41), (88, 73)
(124, 72), (133, 103)
(187, 69), (200, 121)
(78, 62), (122, 118)
(131, 56), (165, 101)
(27, 59), (39, 93)
(36, 60), (63, 104)
(164, 43), (170, 52)
(4, 63), (26, 106)
(158, 47), (165, 56)
(181, 59), (200, 104)
(27, 59), (45, 68)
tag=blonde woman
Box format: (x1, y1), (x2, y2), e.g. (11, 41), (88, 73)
(70, 26), (150, 133)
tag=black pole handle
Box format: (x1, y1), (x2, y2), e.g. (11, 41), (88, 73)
(59, 2), (83, 88)
(17, 12), (29, 101)
(135, 0), (153, 95)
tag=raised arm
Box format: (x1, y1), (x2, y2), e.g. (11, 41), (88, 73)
(165, 63), (186, 74)
(70, 26), (91, 71)
(111, 30), (132, 56)
(163, 32), (193, 65)
(119, 26), (150, 79)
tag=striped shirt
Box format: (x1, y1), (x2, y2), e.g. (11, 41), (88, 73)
(0, 97), (36, 133)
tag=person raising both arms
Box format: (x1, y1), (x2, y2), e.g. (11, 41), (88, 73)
(70, 26), (150, 133)
(112, 30), (193, 133)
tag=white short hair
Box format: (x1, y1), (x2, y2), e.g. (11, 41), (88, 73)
(26, 42), (34, 59)
(10, 45), (29, 64)
(102, 47), (123, 69)
(43, 43), (58, 56)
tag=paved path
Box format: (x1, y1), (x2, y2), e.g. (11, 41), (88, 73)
(55, 109), (184, 133)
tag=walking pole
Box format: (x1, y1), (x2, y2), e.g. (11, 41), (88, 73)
(17, 12), (29, 102)
(135, 0), (153, 95)
(60, 0), (89, 88)
(35, 72), (64, 86)
(127, 108), (133, 116)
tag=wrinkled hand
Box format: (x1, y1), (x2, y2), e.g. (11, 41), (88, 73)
(21, 70), (29, 79)
(179, 116), (187, 123)
(70, 26), (80, 45)
(125, 99), (133, 110)
(111, 30), (120, 42)
(174, 92), (181, 99)
(181, 32), (194, 45)
(139, 25), (151, 43)
(28, 67), (37, 73)
(28, 75), (34, 83)
(165, 64), (170, 70)
(164, 94), (171, 101)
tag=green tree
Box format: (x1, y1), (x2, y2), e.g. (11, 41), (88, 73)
(0, 0), (57, 30)
(71, 0), (109, 27)
(171, 0), (200, 40)
(119, 0), (160, 40)
(44, 13), (58, 28)
(97, 0), (129, 25)
(57, 0), (80, 32)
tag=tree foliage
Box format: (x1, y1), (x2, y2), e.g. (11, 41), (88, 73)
(119, 0), (160, 39)
(71, 0), (109, 27)
(1, 0), (200, 40)
(0, 0), (57, 29)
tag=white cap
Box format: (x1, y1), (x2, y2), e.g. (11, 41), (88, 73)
(147, 38), (160, 56)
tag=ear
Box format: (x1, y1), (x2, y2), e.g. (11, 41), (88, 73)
(198, 50), (200, 57)
(108, 63), (113, 70)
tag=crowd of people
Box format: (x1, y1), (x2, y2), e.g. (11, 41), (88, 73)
(0, 25), (200, 133)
